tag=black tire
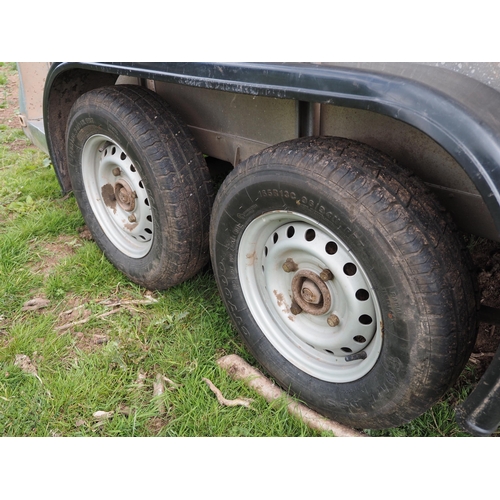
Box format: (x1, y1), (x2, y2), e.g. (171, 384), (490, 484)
(210, 136), (477, 429)
(66, 85), (214, 290)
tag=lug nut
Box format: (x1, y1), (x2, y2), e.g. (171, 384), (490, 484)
(320, 269), (334, 281)
(282, 258), (298, 273)
(112, 167), (121, 176)
(290, 301), (302, 315)
(128, 214), (137, 223)
(327, 314), (340, 327)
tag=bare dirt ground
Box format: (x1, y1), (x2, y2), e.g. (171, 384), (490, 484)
(2, 65), (500, 379)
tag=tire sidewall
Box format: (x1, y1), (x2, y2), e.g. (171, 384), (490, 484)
(212, 166), (429, 427)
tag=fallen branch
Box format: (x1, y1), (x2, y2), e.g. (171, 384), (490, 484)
(203, 377), (253, 408)
(217, 354), (366, 437)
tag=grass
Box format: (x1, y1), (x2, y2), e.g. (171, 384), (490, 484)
(0, 63), (16, 109)
(0, 99), (322, 436)
(0, 63), (492, 438)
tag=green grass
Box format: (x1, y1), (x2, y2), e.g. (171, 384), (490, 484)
(0, 63), (16, 109)
(0, 63), (491, 438)
(0, 85), (325, 435)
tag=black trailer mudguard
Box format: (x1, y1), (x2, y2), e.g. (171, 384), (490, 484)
(456, 345), (500, 436)
(44, 62), (500, 239)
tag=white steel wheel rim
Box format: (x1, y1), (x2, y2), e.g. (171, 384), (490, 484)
(81, 134), (154, 258)
(238, 211), (383, 383)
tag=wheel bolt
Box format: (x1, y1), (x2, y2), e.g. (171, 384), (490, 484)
(327, 314), (340, 327)
(128, 214), (137, 223)
(112, 167), (121, 176)
(320, 269), (334, 281)
(290, 301), (302, 315)
(282, 258), (298, 273)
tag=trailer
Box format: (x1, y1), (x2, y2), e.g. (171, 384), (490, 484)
(17, 62), (500, 434)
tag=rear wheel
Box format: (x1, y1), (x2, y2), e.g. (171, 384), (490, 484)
(210, 136), (477, 429)
(66, 85), (214, 289)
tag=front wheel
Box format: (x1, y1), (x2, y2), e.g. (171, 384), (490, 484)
(66, 85), (214, 290)
(210, 137), (477, 429)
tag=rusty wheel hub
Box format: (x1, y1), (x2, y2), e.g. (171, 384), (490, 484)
(114, 180), (136, 212)
(291, 270), (331, 315)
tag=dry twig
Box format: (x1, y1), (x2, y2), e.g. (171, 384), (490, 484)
(98, 298), (158, 307)
(55, 297), (156, 331)
(153, 374), (166, 415)
(55, 318), (91, 331)
(471, 352), (497, 359)
(163, 376), (181, 389)
(59, 304), (86, 318)
(203, 377), (253, 408)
